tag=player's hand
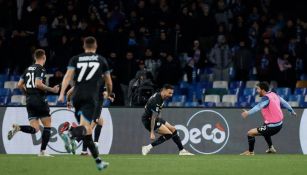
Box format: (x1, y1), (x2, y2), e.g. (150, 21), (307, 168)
(150, 132), (155, 140)
(108, 92), (115, 102)
(241, 109), (249, 119)
(291, 111), (297, 117)
(67, 101), (72, 109)
(58, 94), (65, 103)
(51, 85), (60, 94)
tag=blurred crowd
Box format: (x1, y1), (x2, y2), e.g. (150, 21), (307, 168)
(1, 0), (307, 105)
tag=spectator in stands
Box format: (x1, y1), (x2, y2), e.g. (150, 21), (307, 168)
(156, 53), (182, 87)
(256, 47), (274, 82)
(233, 39), (253, 81)
(209, 35), (232, 81)
(119, 51), (139, 106)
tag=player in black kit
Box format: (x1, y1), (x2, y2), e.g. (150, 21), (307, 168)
(58, 36), (112, 171)
(141, 84), (194, 155)
(7, 49), (59, 156)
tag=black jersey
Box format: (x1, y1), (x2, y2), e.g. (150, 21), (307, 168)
(68, 52), (110, 97)
(142, 92), (164, 120)
(21, 64), (47, 97)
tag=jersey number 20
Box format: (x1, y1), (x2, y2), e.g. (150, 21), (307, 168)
(77, 62), (100, 82)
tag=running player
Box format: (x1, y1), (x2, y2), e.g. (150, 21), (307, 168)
(141, 84), (194, 155)
(7, 49), (59, 156)
(240, 82), (296, 155)
(58, 36), (112, 170)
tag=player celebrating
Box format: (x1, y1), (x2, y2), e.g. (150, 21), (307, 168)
(141, 84), (194, 155)
(58, 36), (112, 171)
(7, 49), (59, 156)
(240, 82), (296, 155)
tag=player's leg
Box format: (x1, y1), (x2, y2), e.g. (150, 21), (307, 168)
(264, 125), (282, 153)
(240, 128), (260, 155)
(39, 116), (53, 156)
(7, 117), (39, 140)
(142, 123), (173, 155)
(164, 122), (194, 155)
(93, 118), (103, 143)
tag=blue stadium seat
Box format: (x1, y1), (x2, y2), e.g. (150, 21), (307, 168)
(172, 95), (186, 103)
(243, 88), (256, 96)
(203, 102), (216, 107)
(184, 102), (199, 107)
(47, 95), (58, 106)
(229, 81), (244, 89)
(12, 88), (23, 95)
(0, 96), (9, 105)
(288, 95), (304, 105)
(0, 74), (9, 82)
(294, 88), (307, 95)
(237, 95), (254, 106)
(275, 87), (291, 97)
(9, 75), (21, 81)
(0, 81), (3, 88)
(228, 88), (240, 95)
(0, 88), (11, 97)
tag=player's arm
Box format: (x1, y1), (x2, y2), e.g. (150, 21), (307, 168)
(58, 69), (74, 102)
(66, 86), (74, 109)
(103, 72), (113, 96)
(35, 78), (59, 93)
(280, 97), (297, 116)
(241, 97), (269, 119)
(17, 78), (26, 93)
(150, 112), (158, 140)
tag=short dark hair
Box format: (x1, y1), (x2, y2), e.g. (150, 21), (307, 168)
(34, 49), (45, 60)
(162, 84), (174, 90)
(83, 36), (97, 49)
(257, 82), (269, 92)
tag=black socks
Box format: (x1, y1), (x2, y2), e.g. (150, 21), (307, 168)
(172, 130), (184, 151)
(94, 124), (102, 142)
(41, 127), (51, 151)
(20, 125), (36, 134)
(151, 134), (172, 147)
(248, 136), (255, 152)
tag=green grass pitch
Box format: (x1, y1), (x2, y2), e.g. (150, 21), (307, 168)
(1, 154), (306, 175)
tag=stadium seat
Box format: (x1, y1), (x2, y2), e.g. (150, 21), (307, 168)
(12, 88), (23, 95)
(228, 88), (240, 95)
(275, 88), (291, 98)
(168, 102), (184, 107)
(4, 81), (18, 91)
(246, 80), (259, 88)
(204, 95), (220, 103)
(216, 102), (233, 107)
(10, 95), (26, 105)
(0, 88), (11, 96)
(9, 75), (20, 81)
(288, 95), (304, 106)
(0, 81), (4, 88)
(205, 88), (228, 98)
(0, 74), (9, 82)
(172, 95), (186, 103)
(184, 102), (199, 107)
(47, 95), (58, 106)
(203, 102), (216, 107)
(294, 88), (307, 95)
(236, 95), (254, 107)
(229, 81), (244, 89)
(269, 81), (278, 90)
(222, 95), (237, 106)
(0, 96), (9, 105)
(243, 88), (256, 96)
(213, 81), (228, 89)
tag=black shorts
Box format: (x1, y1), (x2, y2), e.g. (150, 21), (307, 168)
(72, 95), (98, 123)
(142, 117), (166, 132)
(26, 96), (50, 120)
(93, 98), (104, 122)
(257, 123), (282, 137)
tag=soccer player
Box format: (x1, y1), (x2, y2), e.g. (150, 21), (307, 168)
(240, 82), (297, 155)
(58, 36), (112, 171)
(141, 84), (194, 155)
(7, 49), (59, 156)
(66, 86), (114, 156)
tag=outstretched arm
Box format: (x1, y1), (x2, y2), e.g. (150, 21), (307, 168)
(280, 97), (296, 116)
